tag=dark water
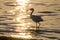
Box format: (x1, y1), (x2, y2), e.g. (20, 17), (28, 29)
(0, 0), (60, 40)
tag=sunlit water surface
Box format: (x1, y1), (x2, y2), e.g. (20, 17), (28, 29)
(0, 0), (60, 40)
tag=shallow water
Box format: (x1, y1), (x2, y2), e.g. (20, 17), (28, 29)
(0, 0), (60, 40)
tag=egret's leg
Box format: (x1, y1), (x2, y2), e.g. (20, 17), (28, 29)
(39, 23), (40, 27)
(36, 22), (37, 30)
(37, 23), (40, 30)
(39, 23), (40, 29)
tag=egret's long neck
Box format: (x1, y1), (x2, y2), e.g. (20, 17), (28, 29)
(30, 10), (34, 16)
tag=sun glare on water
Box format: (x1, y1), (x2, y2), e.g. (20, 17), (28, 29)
(16, 0), (30, 5)
(11, 0), (32, 38)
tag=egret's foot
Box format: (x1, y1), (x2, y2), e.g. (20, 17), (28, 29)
(33, 30), (40, 34)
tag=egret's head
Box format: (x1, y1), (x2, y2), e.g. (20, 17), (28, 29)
(30, 8), (34, 11)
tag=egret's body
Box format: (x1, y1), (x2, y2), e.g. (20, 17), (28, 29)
(30, 8), (43, 30)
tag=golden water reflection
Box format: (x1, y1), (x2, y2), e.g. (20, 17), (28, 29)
(10, 0), (32, 38)
(1, 0), (60, 39)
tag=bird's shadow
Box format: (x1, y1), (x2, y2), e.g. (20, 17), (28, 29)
(28, 27), (60, 36)
(28, 27), (60, 40)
